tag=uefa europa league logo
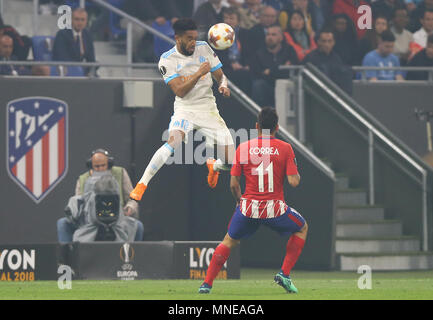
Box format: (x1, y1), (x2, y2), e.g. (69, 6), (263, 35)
(122, 243), (130, 263)
(120, 243), (134, 265)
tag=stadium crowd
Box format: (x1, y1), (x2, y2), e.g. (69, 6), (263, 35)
(1, 0), (433, 105)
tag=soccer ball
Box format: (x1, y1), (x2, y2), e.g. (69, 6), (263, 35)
(207, 23), (235, 50)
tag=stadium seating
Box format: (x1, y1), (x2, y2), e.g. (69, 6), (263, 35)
(151, 20), (175, 59)
(31, 36), (55, 61)
(108, 0), (126, 40)
(65, 0), (97, 9)
(65, 66), (85, 77)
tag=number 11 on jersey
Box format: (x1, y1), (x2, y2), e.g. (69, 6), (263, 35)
(256, 162), (274, 193)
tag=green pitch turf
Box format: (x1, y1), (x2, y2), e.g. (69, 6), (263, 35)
(1, 268), (433, 300)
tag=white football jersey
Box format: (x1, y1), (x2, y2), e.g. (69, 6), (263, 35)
(158, 41), (222, 112)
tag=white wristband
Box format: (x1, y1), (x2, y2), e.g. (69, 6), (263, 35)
(219, 74), (228, 89)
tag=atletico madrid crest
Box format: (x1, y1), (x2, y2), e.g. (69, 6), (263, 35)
(6, 97), (68, 203)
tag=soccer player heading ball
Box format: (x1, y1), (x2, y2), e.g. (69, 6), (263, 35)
(130, 18), (234, 201)
(199, 108), (308, 294)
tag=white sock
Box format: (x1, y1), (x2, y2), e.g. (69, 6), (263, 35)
(213, 158), (232, 171)
(139, 143), (174, 186)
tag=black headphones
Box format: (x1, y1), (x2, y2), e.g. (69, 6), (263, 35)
(86, 148), (114, 170)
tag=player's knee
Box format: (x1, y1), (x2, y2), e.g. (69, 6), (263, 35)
(300, 221), (308, 235)
(223, 233), (240, 249)
(167, 132), (184, 149)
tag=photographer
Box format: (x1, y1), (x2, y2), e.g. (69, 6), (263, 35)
(57, 149), (144, 242)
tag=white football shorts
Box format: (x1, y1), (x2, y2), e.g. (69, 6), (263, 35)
(168, 109), (234, 146)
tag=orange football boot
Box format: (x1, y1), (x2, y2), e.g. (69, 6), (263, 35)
(206, 158), (220, 189)
(129, 183), (147, 201)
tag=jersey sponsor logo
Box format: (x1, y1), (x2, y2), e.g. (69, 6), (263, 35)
(249, 147), (279, 155)
(7, 97), (68, 203)
(159, 65), (167, 75)
(180, 74), (207, 82)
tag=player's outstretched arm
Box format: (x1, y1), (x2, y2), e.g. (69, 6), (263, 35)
(287, 174), (301, 187)
(212, 68), (230, 97)
(168, 62), (211, 98)
(230, 175), (242, 205)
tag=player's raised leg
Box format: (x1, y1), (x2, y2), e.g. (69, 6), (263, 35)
(207, 138), (235, 188)
(275, 220), (308, 294)
(198, 233), (240, 294)
(130, 130), (185, 201)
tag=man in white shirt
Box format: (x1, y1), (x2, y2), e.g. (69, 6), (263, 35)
(130, 18), (234, 201)
(413, 9), (433, 48)
(390, 6), (413, 64)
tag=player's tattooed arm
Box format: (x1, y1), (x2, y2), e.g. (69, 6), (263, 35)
(230, 175), (242, 205)
(212, 68), (230, 97)
(167, 62), (211, 98)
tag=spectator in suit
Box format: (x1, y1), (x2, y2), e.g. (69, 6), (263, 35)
(52, 8), (95, 74)
(193, 0), (225, 40)
(0, 35), (29, 76)
(283, 10), (317, 62)
(217, 7), (252, 95)
(407, 33), (433, 80)
(245, 6), (279, 62)
(358, 14), (389, 64)
(0, 24), (32, 61)
(390, 6), (414, 65)
(327, 13), (359, 66)
(0, 35), (18, 75)
(249, 24), (299, 107)
(362, 30), (405, 81)
(303, 29), (353, 94)
(408, 0), (433, 32)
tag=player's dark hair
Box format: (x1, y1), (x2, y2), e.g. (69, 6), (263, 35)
(173, 18), (197, 36)
(379, 30), (395, 42)
(258, 107), (279, 133)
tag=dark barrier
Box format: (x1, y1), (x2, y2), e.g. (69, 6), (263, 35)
(353, 82), (433, 157)
(71, 241), (175, 280)
(173, 241), (240, 279)
(0, 77), (335, 270)
(0, 244), (58, 280)
(70, 241), (240, 280)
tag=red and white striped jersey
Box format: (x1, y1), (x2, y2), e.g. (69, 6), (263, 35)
(239, 198), (288, 219)
(231, 136), (298, 218)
